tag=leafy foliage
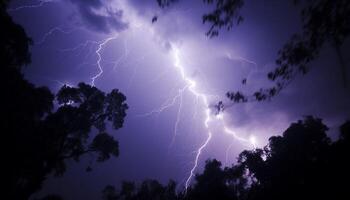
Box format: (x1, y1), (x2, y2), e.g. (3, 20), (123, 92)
(263, 0), (350, 97)
(202, 0), (244, 38)
(225, 0), (350, 104)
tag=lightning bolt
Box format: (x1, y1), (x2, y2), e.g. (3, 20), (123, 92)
(170, 45), (257, 191)
(137, 44), (257, 191)
(224, 127), (257, 149)
(161, 46), (207, 189)
(14, 0), (258, 191)
(169, 85), (188, 147)
(170, 47), (216, 190)
(185, 109), (213, 190)
(136, 81), (186, 118)
(90, 35), (119, 86)
(8, 0), (123, 88)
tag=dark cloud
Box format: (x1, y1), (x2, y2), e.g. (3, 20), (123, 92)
(69, 0), (128, 33)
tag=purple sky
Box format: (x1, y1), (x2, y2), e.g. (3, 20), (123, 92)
(9, 0), (350, 199)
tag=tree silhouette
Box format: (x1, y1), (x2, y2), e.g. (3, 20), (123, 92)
(250, 0), (350, 102)
(233, 116), (349, 200)
(102, 180), (178, 200)
(219, 0), (350, 104)
(104, 117), (350, 200)
(1, 2), (129, 199)
(102, 185), (119, 200)
(1, 0), (32, 70)
(202, 0), (244, 38)
(184, 159), (246, 200)
(5, 79), (128, 200)
(5, 77), (128, 200)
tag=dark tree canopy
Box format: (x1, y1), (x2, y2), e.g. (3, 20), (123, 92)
(1, 0), (32, 70)
(183, 159), (246, 200)
(102, 180), (178, 200)
(202, 0), (244, 38)
(105, 116), (350, 200)
(5, 78), (128, 200)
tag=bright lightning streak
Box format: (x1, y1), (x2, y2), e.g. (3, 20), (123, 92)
(171, 46), (214, 190)
(171, 45), (257, 191)
(137, 45), (214, 189)
(224, 127), (257, 149)
(185, 109), (212, 190)
(16, 0), (258, 190)
(169, 85), (188, 147)
(225, 52), (258, 67)
(136, 84), (186, 117)
(91, 35), (119, 86)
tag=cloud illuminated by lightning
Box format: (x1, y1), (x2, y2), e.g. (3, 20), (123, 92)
(12, 0), (259, 192)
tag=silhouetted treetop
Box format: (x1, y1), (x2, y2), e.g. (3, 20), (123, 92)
(6, 80), (128, 199)
(185, 159), (245, 200)
(202, 0), (244, 38)
(105, 117), (350, 200)
(1, 0), (32, 70)
(340, 120), (350, 141)
(102, 185), (119, 200)
(102, 180), (178, 200)
(236, 116), (348, 200)
(269, 0), (350, 90)
(225, 0), (350, 105)
(194, 117), (349, 200)
(56, 83), (128, 131)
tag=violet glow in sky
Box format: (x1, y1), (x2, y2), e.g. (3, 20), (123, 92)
(9, 0), (350, 199)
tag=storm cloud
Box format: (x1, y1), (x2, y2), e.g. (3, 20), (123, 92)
(69, 0), (128, 33)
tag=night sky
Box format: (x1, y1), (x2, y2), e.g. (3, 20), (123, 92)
(8, 0), (350, 199)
